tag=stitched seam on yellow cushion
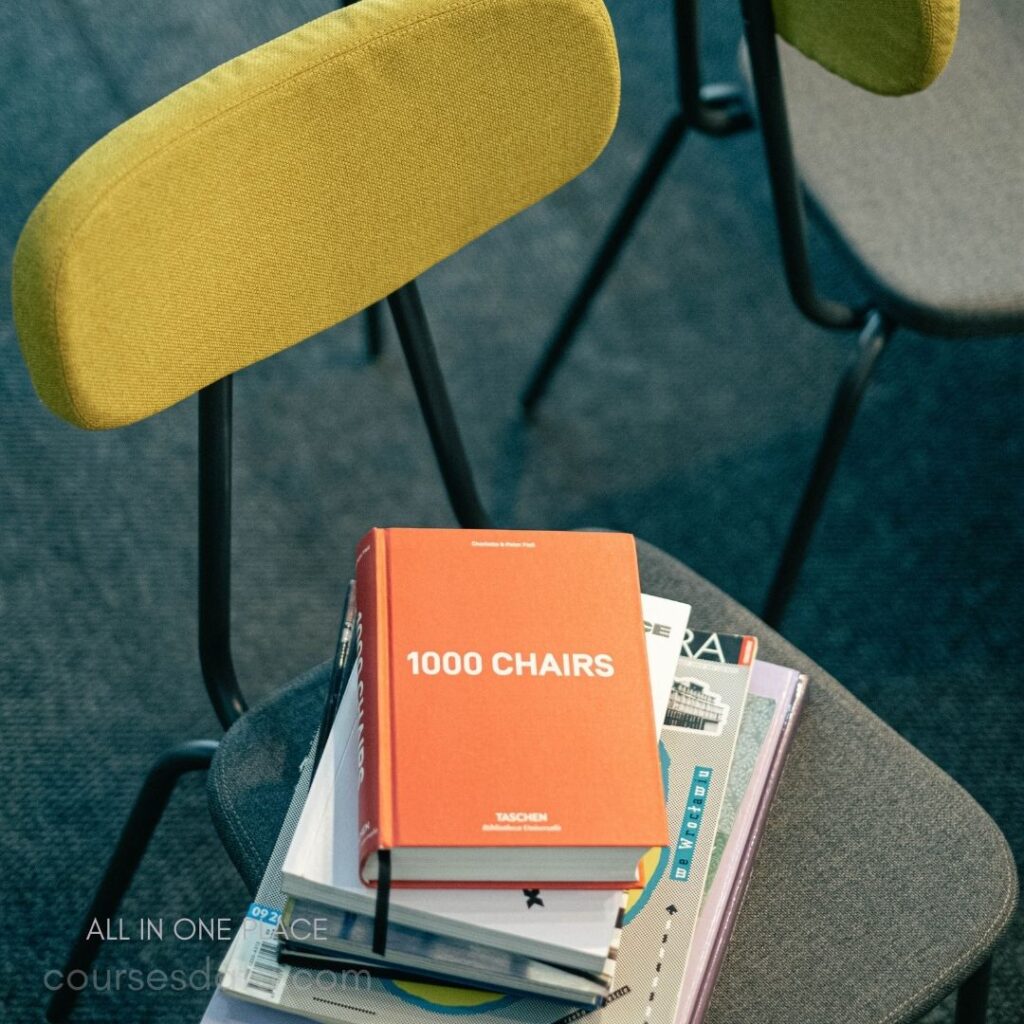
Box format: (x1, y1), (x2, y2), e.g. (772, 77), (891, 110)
(37, 226), (89, 425)
(9, 229), (84, 426)
(48, 0), (614, 428)
(46, 272), (88, 427)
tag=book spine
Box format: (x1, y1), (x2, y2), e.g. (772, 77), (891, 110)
(356, 528), (394, 878)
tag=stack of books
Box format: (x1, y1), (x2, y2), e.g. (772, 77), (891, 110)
(201, 529), (806, 1024)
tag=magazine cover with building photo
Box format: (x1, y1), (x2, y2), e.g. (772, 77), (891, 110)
(663, 632), (756, 737)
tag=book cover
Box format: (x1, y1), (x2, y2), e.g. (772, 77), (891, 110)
(355, 527), (668, 887)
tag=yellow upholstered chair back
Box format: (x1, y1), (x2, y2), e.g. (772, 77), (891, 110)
(772, 0), (960, 95)
(12, 0), (619, 429)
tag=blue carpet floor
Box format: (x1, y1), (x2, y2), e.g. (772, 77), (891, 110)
(0, 1), (1020, 1021)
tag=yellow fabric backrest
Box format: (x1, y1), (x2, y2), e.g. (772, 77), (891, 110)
(12, 0), (619, 429)
(772, 0), (959, 95)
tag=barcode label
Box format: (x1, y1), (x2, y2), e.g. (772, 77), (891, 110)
(244, 936), (285, 1003)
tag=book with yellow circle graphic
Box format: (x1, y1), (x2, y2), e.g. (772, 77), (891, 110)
(205, 659), (803, 1024)
(211, 616), (807, 1024)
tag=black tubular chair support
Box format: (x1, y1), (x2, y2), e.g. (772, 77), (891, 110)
(45, 740), (219, 1023)
(738, 0), (866, 332)
(198, 281), (491, 728)
(761, 311), (890, 628)
(387, 283), (494, 531)
(364, 300), (386, 360)
(739, 0), (890, 627)
(520, 0), (753, 411)
(198, 378), (247, 729)
(956, 957), (993, 1024)
(523, 0), (886, 631)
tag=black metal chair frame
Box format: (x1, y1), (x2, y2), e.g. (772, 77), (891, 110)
(45, 276), (994, 1023)
(42, 3), (994, 1018)
(196, 284), (492, 731)
(519, 0), (977, 632)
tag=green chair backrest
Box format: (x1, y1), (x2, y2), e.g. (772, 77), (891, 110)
(12, 0), (619, 429)
(773, 0), (960, 95)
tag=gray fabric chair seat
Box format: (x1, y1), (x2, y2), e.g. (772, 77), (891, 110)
(776, 0), (1024, 336)
(208, 539), (1017, 1023)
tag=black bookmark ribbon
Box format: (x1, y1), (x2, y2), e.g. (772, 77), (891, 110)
(372, 849), (391, 956)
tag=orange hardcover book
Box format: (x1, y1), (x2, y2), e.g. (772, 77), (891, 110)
(354, 527), (669, 889)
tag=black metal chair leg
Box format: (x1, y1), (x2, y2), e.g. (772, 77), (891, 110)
(519, 0), (755, 415)
(45, 740), (218, 1023)
(520, 113), (689, 412)
(762, 311), (890, 629)
(198, 379), (247, 729)
(673, 0), (753, 138)
(364, 302), (385, 361)
(386, 282), (493, 530)
(955, 958), (992, 1024)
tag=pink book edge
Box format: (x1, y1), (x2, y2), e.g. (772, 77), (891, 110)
(678, 669), (808, 1024)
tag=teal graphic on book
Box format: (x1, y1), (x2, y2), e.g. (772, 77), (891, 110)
(674, 766), (713, 882)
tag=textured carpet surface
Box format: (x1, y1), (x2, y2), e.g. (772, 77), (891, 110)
(0, 1), (1020, 1022)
